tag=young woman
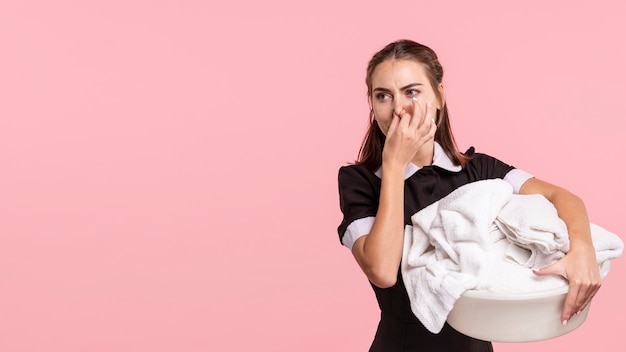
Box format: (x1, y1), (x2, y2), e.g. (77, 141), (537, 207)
(337, 39), (601, 351)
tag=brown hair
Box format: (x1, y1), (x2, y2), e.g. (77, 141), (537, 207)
(356, 39), (471, 171)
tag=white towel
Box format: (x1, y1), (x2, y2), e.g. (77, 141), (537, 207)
(495, 194), (570, 269)
(590, 223), (624, 263)
(401, 179), (513, 333)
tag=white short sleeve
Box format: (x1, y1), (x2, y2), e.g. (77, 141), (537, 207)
(503, 168), (534, 194)
(342, 217), (375, 251)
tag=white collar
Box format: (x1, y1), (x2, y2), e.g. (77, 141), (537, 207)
(374, 142), (462, 179)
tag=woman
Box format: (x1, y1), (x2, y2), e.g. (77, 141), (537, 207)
(337, 39), (601, 351)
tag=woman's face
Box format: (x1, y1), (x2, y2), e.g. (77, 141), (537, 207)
(370, 59), (444, 135)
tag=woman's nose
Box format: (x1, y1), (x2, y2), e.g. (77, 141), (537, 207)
(394, 96), (413, 115)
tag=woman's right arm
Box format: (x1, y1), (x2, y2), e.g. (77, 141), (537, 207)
(351, 101), (436, 288)
(351, 164), (407, 288)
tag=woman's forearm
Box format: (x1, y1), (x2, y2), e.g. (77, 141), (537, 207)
(352, 163), (406, 288)
(549, 190), (595, 253)
(520, 178), (595, 252)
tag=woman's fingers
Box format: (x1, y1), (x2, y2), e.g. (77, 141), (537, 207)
(409, 98), (436, 140)
(569, 275), (601, 316)
(408, 98), (424, 129)
(409, 98), (435, 132)
(386, 110), (401, 137)
(562, 284), (582, 325)
(425, 102), (437, 137)
(563, 279), (600, 325)
(534, 261), (579, 324)
(533, 257), (602, 325)
(423, 100), (437, 129)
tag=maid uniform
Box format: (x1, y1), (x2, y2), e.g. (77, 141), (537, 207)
(337, 142), (533, 352)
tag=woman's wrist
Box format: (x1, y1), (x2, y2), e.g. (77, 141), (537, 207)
(568, 240), (596, 255)
(381, 159), (409, 174)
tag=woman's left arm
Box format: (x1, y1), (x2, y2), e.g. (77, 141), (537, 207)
(519, 177), (601, 326)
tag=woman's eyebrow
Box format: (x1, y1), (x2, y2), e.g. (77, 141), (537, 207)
(400, 83), (423, 90)
(373, 83), (423, 92)
(373, 87), (391, 93)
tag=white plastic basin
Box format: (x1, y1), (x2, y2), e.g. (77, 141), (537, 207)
(447, 260), (610, 342)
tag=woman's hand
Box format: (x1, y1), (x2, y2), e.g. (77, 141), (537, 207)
(382, 99), (437, 168)
(533, 245), (601, 326)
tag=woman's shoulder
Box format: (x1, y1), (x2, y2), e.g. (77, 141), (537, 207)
(461, 146), (515, 178)
(338, 163), (376, 178)
(338, 163), (381, 189)
(463, 146), (504, 164)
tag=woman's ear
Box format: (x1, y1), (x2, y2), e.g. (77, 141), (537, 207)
(438, 83), (446, 109)
(367, 96), (375, 120)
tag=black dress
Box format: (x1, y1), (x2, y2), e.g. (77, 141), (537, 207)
(337, 146), (524, 352)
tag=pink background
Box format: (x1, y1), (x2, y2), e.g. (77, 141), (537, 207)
(1, 1), (624, 351)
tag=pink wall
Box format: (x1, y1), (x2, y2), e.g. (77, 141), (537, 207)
(1, 1), (624, 351)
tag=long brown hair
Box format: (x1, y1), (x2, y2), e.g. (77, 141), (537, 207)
(357, 39), (471, 171)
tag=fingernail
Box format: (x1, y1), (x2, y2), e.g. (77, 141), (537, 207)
(427, 102), (432, 108)
(562, 319), (568, 326)
(431, 118), (436, 124)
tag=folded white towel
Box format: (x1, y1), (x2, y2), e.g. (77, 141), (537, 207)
(495, 194), (570, 269)
(590, 223), (624, 263)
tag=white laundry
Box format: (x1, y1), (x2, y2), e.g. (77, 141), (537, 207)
(401, 179), (513, 334)
(401, 179), (624, 334)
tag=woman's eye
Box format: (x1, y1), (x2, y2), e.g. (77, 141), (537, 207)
(376, 93), (391, 101)
(407, 89), (420, 96)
